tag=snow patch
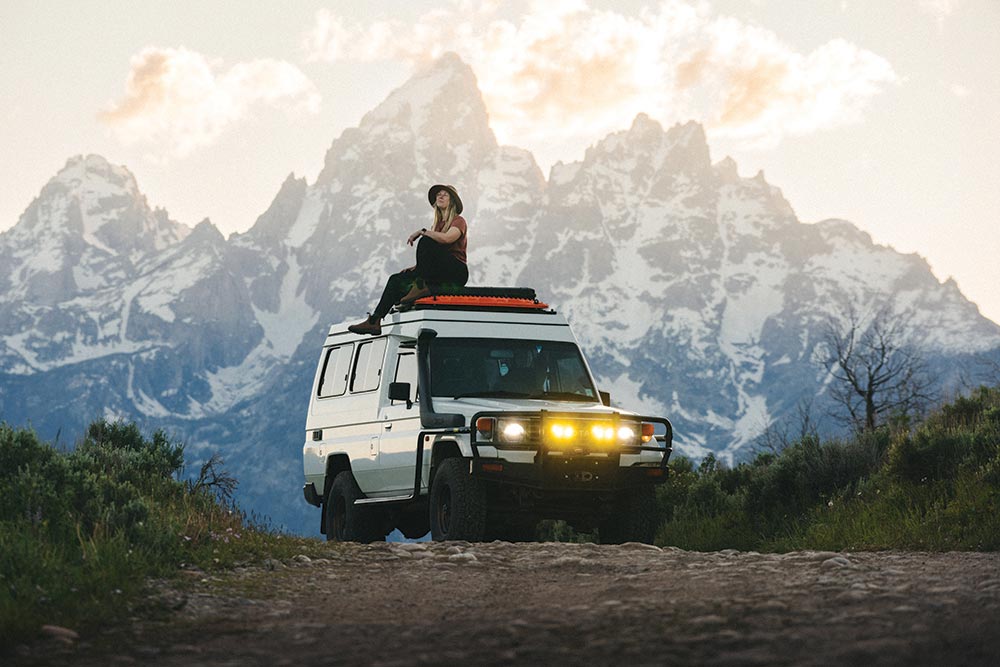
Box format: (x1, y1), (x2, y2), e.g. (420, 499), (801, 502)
(286, 190), (325, 248)
(598, 372), (667, 415)
(252, 253), (318, 357)
(201, 345), (280, 415)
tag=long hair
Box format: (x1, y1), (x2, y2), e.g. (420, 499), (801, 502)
(433, 202), (458, 233)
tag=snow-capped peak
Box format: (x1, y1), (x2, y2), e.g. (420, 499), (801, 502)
(359, 52), (480, 129)
(316, 52), (497, 186)
(54, 154), (140, 195)
(8, 154), (191, 258)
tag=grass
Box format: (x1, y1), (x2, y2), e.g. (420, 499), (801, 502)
(654, 385), (1000, 553)
(0, 420), (324, 651)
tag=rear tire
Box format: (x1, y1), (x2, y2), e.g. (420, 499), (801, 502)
(430, 458), (487, 541)
(325, 471), (384, 543)
(599, 486), (657, 544)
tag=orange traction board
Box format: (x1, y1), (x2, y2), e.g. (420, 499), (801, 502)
(413, 295), (549, 309)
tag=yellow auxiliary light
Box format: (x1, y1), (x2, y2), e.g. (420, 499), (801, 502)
(550, 423), (575, 439)
(591, 424), (615, 441)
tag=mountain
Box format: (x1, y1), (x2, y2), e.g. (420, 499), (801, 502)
(2, 53), (998, 534)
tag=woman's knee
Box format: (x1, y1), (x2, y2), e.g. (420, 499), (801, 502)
(387, 270), (414, 287)
(416, 236), (448, 263)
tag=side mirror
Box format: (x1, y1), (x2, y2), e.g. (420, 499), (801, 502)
(599, 390), (611, 406)
(389, 382), (413, 409)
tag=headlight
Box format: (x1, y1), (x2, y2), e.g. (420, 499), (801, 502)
(500, 421), (526, 443)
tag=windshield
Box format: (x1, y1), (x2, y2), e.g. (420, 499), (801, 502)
(429, 338), (599, 402)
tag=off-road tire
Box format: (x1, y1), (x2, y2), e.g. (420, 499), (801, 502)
(325, 471), (384, 543)
(599, 485), (657, 544)
(430, 458), (487, 541)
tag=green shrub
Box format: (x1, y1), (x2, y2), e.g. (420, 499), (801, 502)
(741, 432), (885, 528)
(888, 392), (1000, 484)
(0, 419), (315, 651)
(653, 387), (1000, 553)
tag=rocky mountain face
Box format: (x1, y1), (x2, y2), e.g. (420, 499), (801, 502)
(2, 54), (998, 534)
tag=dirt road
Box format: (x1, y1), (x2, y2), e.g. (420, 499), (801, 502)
(15, 541), (1000, 666)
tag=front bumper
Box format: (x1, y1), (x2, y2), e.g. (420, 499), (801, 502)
(469, 410), (672, 491)
(473, 455), (668, 491)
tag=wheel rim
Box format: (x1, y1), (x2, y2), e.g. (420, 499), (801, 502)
(436, 484), (452, 536)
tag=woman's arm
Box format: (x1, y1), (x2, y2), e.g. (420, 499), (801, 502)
(407, 226), (461, 246)
(425, 227), (462, 244)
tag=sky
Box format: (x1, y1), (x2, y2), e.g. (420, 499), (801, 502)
(1, 0), (998, 323)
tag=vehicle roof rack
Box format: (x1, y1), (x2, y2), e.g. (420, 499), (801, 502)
(395, 286), (552, 313)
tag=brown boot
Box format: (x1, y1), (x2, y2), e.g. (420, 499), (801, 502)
(347, 314), (381, 336)
(399, 284), (432, 305)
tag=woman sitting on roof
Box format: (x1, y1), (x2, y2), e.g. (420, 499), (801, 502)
(348, 184), (469, 336)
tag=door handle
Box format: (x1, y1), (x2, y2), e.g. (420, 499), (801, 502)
(383, 422), (393, 431)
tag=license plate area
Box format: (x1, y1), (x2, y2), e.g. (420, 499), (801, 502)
(543, 455), (618, 489)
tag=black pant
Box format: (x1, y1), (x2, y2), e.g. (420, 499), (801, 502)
(372, 236), (469, 319)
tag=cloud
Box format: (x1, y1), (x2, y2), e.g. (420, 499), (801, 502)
(919, 0), (961, 28)
(302, 0), (897, 156)
(101, 46), (321, 158)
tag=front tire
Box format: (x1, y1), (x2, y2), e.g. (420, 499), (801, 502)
(599, 486), (657, 544)
(325, 471), (384, 543)
(430, 458), (487, 541)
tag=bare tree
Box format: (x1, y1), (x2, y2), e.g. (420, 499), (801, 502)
(752, 397), (821, 455)
(822, 304), (934, 431)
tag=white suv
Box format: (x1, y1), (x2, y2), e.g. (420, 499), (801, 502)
(301, 289), (672, 543)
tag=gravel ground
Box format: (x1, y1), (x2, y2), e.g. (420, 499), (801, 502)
(11, 541), (1000, 666)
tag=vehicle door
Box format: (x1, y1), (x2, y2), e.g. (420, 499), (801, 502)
(376, 344), (425, 494)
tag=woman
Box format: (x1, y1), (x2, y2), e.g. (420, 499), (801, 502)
(348, 184), (469, 335)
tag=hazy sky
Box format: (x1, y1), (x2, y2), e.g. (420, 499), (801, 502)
(2, 1), (998, 323)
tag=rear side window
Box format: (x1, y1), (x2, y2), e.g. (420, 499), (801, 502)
(351, 338), (387, 393)
(318, 344), (354, 398)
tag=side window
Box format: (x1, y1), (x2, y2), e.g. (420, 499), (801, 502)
(351, 338), (387, 393)
(392, 352), (417, 404)
(318, 344), (354, 398)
